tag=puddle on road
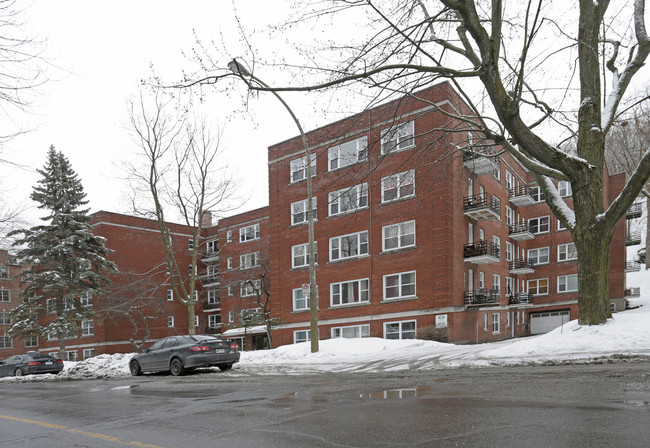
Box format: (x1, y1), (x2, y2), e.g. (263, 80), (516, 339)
(110, 385), (138, 391)
(360, 386), (431, 400)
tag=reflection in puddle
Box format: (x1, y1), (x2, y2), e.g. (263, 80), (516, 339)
(360, 386), (430, 400)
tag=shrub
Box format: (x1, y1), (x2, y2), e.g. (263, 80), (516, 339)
(416, 325), (448, 342)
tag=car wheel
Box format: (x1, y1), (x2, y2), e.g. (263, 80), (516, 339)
(129, 360), (142, 376)
(218, 364), (232, 371)
(170, 358), (184, 376)
(14, 368), (23, 377)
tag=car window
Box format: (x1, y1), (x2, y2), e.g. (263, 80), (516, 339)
(163, 338), (178, 349)
(148, 339), (166, 351)
(5, 356), (22, 365)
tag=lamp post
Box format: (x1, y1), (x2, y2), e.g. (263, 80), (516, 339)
(228, 59), (319, 353)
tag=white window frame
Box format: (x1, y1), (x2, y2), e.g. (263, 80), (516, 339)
(505, 241), (514, 262)
(558, 274), (578, 293)
(24, 335), (38, 348)
(529, 216), (550, 234)
(292, 287), (309, 311)
(226, 257), (233, 270)
(380, 120), (415, 154)
(328, 136), (368, 171)
(492, 313), (501, 334)
(293, 329), (311, 344)
(194, 315), (199, 327)
(46, 298), (56, 314)
(207, 290), (219, 304)
(383, 271), (416, 300)
(80, 292), (93, 307)
(291, 198), (317, 225)
(528, 247), (550, 265)
(240, 280), (261, 297)
(227, 284), (234, 296)
(527, 278), (549, 296)
(331, 324), (370, 339)
(81, 320), (94, 337)
(558, 243), (578, 262)
(292, 242), (317, 268)
(505, 170), (515, 191)
(492, 274), (500, 295)
(239, 223), (260, 242)
(188, 239), (194, 251)
(529, 185), (545, 203)
(505, 206), (515, 227)
(328, 183), (368, 216)
(228, 311), (234, 323)
(329, 230), (368, 261)
(167, 316), (174, 328)
(226, 230), (232, 243)
(240, 252), (260, 270)
(290, 156), (317, 183)
(330, 278), (369, 306)
(382, 220), (416, 252)
(383, 320), (416, 340)
(558, 180), (572, 197)
(208, 314), (220, 328)
(558, 219), (567, 231)
(82, 348), (95, 360)
(381, 169), (415, 203)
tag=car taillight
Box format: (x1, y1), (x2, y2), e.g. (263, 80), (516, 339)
(189, 345), (210, 352)
(56, 360), (63, 364)
(230, 343), (239, 351)
(27, 362), (40, 366)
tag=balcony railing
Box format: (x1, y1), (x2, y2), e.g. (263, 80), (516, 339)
(508, 292), (533, 304)
(625, 261), (641, 273)
(509, 185), (535, 207)
(464, 288), (500, 305)
(626, 203), (643, 219)
(203, 300), (221, 310)
(463, 240), (500, 264)
(508, 223), (535, 241)
(463, 150), (499, 176)
(624, 287), (641, 298)
(463, 193), (501, 221)
(201, 249), (220, 263)
(509, 258), (535, 274)
(626, 231), (642, 246)
(200, 273), (220, 286)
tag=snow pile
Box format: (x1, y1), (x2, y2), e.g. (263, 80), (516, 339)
(62, 353), (132, 379)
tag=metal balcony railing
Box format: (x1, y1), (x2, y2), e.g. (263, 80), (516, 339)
(625, 261), (641, 272)
(508, 223), (535, 241)
(508, 292), (533, 304)
(463, 240), (500, 264)
(626, 203), (643, 219)
(626, 232), (642, 246)
(509, 258), (535, 274)
(464, 288), (500, 305)
(509, 185), (535, 206)
(462, 150), (499, 175)
(624, 287), (641, 297)
(463, 193), (501, 221)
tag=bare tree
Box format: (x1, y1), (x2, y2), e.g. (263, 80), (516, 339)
(182, 0), (650, 325)
(125, 87), (239, 334)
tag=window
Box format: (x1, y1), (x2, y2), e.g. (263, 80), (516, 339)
(478, 271), (485, 289)
(492, 275), (500, 295)
(558, 274), (578, 293)
(291, 198), (317, 225)
(290, 156), (316, 182)
(46, 298), (56, 314)
(528, 247), (550, 265)
(0, 290), (9, 302)
(167, 316), (174, 328)
(383, 271), (416, 300)
(329, 183), (368, 216)
(331, 278), (369, 306)
(294, 329), (311, 344)
(505, 241), (514, 262)
(292, 242), (317, 268)
(331, 324), (370, 339)
(239, 223), (260, 242)
(207, 290), (219, 304)
(529, 216), (550, 234)
(205, 265), (218, 282)
(208, 314), (221, 328)
(381, 120), (414, 154)
(83, 349), (95, 360)
(493, 235), (501, 255)
(240, 280), (261, 297)
(228, 311), (234, 323)
(330, 231), (368, 261)
(558, 243), (578, 261)
(505, 170), (515, 191)
(167, 289), (174, 301)
(0, 266), (8, 279)
(381, 170), (415, 202)
(505, 206), (515, 227)
(527, 278), (549, 295)
(382, 221), (415, 251)
(506, 277), (515, 296)
(226, 230), (232, 243)
(66, 351), (78, 362)
(0, 312), (10, 325)
(558, 181), (572, 197)
(384, 320), (416, 340)
(293, 288), (309, 311)
(227, 257), (233, 270)
(206, 239), (218, 255)
(24, 335), (38, 348)
(483, 314), (488, 332)
(328, 136), (368, 171)
(227, 284), (234, 296)
(63, 298), (74, 311)
(0, 334), (11, 348)
(529, 185), (545, 203)
(240, 252), (260, 269)
(80, 292), (93, 307)
(81, 320), (94, 336)
(193, 291), (199, 302)
(188, 239), (194, 251)
(492, 313), (501, 333)
(195, 316), (199, 327)
(558, 219), (567, 231)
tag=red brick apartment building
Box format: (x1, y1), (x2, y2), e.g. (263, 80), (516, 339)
(0, 82), (630, 357)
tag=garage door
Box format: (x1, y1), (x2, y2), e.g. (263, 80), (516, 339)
(529, 310), (570, 335)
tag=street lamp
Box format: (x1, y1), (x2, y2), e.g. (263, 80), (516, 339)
(228, 59), (319, 353)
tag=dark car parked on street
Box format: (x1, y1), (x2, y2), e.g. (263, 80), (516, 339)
(129, 335), (240, 376)
(0, 352), (64, 378)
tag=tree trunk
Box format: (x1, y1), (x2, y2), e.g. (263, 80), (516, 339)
(646, 196), (650, 270)
(187, 303), (196, 335)
(575, 230), (613, 324)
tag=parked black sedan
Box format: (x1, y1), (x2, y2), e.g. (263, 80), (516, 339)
(129, 335), (240, 376)
(0, 352), (64, 377)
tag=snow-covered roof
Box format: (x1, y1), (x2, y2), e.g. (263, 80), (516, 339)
(223, 325), (267, 336)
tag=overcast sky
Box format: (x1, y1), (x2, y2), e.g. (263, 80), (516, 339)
(2, 0), (308, 225)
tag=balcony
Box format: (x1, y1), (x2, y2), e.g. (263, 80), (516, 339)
(509, 185), (535, 207)
(203, 326), (222, 335)
(200, 273), (220, 287)
(625, 261), (641, 273)
(201, 249), (219, 263)
(463, 150), (499, 176)
(626, 203), (643, 219)
(464, 288), (500, 306)
(624, 287), (640, 298)
(508, 292), (533, 305)
(463, 193), (501, 221)
(203, 300), (221, 311)
(463, 240), (500, 264)
(509, 258), (535, 274)
(626, 231), (642, 246)
(508, 223), (534, 241)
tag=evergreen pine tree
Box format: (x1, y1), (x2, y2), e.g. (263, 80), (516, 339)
(9, 146), (116, 359)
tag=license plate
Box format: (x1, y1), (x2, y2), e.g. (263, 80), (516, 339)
(215, 349), (226, 354)
(45, 361), (52, 365)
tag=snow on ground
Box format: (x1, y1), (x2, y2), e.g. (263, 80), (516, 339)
(2, 270), (649, 382)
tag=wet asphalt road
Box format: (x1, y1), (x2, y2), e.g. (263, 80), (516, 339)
(1, 360), (649, 448)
